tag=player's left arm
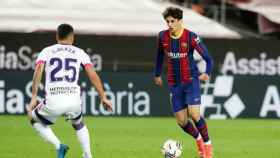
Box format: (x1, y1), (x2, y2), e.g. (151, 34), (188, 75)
(27, 63), (45, 116)
(81, 51), (112, 111)
(191, 32), (213, 81)
(84, 66), (112, 111)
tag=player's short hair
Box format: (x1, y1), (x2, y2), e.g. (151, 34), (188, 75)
(162, 7), (183, 20)
(57, 23), (74, 39)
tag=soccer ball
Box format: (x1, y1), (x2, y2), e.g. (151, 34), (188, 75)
(161, 139), (182, 158)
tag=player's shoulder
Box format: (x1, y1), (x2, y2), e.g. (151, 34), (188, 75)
(158, 29), (169, 36)
(70, 45), (90, 60)
(39, 44), (57, 55)
(41, 44), (55, 51)
(69, 45), (86, 53)
(183, 28), (197, 37)
(158, 29), (169, 41)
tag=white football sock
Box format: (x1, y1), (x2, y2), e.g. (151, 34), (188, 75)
(205, 140), (212, 145)
(32, 122), (61, 149)
(76, 126), (92, 158)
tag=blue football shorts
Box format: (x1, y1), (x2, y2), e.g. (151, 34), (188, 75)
(168, 78), (201, 113)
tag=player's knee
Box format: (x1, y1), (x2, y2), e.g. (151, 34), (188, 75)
(189, 113), (201, 122)
(175, 115), (188, 127)
(176, 118), (187, 127)
(72, 122), (84, 130)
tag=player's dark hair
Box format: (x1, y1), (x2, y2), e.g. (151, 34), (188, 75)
(162, 7), (183, 20)
(57, 23), (74, 39)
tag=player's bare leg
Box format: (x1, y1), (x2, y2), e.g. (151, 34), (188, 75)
(189, 105), (212, 158)
(175, 108), (205, 158)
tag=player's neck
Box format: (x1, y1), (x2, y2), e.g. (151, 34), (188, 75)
(57, 40), (72, 45)
(170, 27), (184, 39)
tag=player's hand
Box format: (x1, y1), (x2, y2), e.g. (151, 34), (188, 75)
(101, 97), (113, 111)
(199, 73), (210, 81)
(154, 76), (163, 87)
(26, 98), (37, 119)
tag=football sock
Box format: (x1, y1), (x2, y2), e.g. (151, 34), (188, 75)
(75, 124), (92, 158)
(180, 121), (200, 139)
(32, 122), (61, 149)
(194, 117), (210, 143)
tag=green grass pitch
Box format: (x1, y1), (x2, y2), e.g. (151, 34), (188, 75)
(0, 115), (279, 158)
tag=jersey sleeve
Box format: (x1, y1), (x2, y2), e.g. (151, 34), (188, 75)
(36, 48), (48, 65)
(191, 32), (213, 75)
(154, 31), (165, 77)
(81, 51), (93, 68)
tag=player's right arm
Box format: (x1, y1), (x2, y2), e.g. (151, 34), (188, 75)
(154, 32), (165, 87)
(26, 57), (45, 118)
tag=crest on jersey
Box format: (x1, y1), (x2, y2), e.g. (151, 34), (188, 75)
(181, 42), (188, 49)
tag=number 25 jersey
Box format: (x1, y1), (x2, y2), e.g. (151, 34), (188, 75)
(36, 44), (92, 98)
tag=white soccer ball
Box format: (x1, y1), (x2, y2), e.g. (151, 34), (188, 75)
(161, 139), (183, 158)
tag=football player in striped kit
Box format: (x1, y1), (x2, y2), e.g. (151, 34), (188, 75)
(154, 7), (214, 158)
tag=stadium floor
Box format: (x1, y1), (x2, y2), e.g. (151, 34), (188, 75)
(0, 115), (279, 158)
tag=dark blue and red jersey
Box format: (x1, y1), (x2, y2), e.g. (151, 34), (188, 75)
(154, 29), (213, 86)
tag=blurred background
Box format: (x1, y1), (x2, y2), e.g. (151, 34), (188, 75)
(1, 0), (279, 118)
(0, 0), (279, 158)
